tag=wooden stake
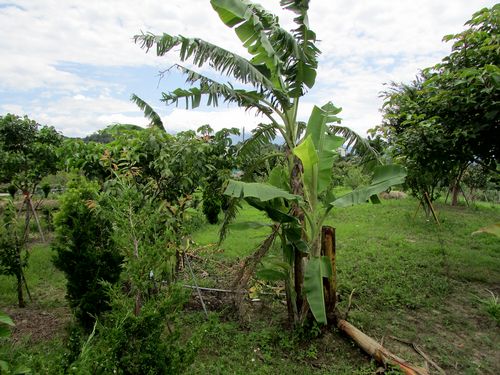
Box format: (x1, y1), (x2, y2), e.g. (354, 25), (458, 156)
(424, 192), (440, 225)
(28, 197), (45, 242)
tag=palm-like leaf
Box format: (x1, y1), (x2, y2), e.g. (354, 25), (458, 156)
(159, 65), (275, 118)
(130, 94), (165, 132)
(134, 32), (276, 92)
(279, 0), (320, 96)
(329, 125), (381, 165)
(211, 0), (318, 97)
(238, 123), (278, 156)
(211, 0), (290, 85)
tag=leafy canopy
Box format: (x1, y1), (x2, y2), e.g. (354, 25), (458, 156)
(0, 113), (62, 191)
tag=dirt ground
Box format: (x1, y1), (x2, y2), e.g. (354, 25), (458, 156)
(4, 305), (71, 344)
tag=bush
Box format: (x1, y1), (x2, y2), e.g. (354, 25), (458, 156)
(7, 185), (16, 198)
(41, 183), (51, 198)
(68, 285), (203, 374)
(202, 185), (221, 224)
(52, 176), (122, 330)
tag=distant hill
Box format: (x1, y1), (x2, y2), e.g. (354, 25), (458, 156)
(82, 123), (145, 143)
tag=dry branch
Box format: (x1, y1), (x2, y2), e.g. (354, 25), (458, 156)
(389, 336), (445, 374)
(231, 224), (279, 317)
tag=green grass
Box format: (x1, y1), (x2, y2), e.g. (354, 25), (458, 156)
(1, 197), (499, 374)
(192, 202), (274, 259)
(0, 243), (66, 308)
(190, 197), (500, 374)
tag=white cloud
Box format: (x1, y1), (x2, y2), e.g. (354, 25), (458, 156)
(19, 94), (149, 137)
(160, 107), (264, 134)
(1, 0), (497, 137)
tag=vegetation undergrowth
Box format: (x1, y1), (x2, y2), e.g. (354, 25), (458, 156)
(1, 198), (499, 374)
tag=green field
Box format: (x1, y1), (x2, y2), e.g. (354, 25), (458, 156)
(1, 198), (499, 374)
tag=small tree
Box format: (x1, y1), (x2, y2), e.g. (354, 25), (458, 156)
(0, 114), (62, 240)
(52, 176), (122, 330)
(0, 199), (29, 307)
(135, 0), (402, 326)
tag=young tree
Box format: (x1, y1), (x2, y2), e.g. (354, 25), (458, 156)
(0, 200), (29, 307)
(0, 114), (62, 238)
(52, 176), (122, 330)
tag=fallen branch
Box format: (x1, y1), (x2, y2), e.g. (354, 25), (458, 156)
(231, 224), (279, 317)
(389, 336), (445, 374)
(344, 288), (356, 320)
(336, 318), (429, 375)
(181, 284), (285, 296)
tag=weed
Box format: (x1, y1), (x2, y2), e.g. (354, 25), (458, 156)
(478, 289), (500, 326)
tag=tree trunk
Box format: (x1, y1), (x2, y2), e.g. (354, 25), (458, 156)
(337, 319), (429, 375)
(16, 272), (25, 308)
(451, 167), (466, 206)
(321, 226), (336, 323)
(290, 153), (308, 324)
(451, 184), (460, 206)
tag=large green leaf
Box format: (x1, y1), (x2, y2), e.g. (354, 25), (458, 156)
(303, 256), (333, 324)
(224, 180), (298, 201)
(297, 103), (343, 195)
(306, 103), (342, 149)
(332, 165), (407, 208)
(245, 197), (297, 224)
(267, 165), (289, 191)
(211, 0), (288, 86)
(292, 135), (318, 192)
(0, 311), (14, 327)
(293, 134), (343, 196)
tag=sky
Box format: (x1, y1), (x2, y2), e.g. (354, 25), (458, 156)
(0, 0), (497, 138)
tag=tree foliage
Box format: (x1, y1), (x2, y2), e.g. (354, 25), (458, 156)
(52, 176), (122, 330)
(377, 5), (499, 201)
(0, 113), (62, 192)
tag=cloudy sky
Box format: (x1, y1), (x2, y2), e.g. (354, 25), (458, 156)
(0, 0), (496, 138)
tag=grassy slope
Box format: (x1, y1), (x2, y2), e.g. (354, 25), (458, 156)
(1, 198), (499, 374)
(188, 198), (500, 374)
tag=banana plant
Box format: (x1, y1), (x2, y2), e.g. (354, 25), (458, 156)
(135, 0), (406, 324)
(225, 102), (406, 324)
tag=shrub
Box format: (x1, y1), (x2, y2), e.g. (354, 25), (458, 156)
(7, 185), (16, 198)
(70, 286), (202, 375)
(41, 183), (51, 198)
(52, 176), (122, 330)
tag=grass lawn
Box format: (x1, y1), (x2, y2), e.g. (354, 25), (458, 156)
(1, 197), (499, 374)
